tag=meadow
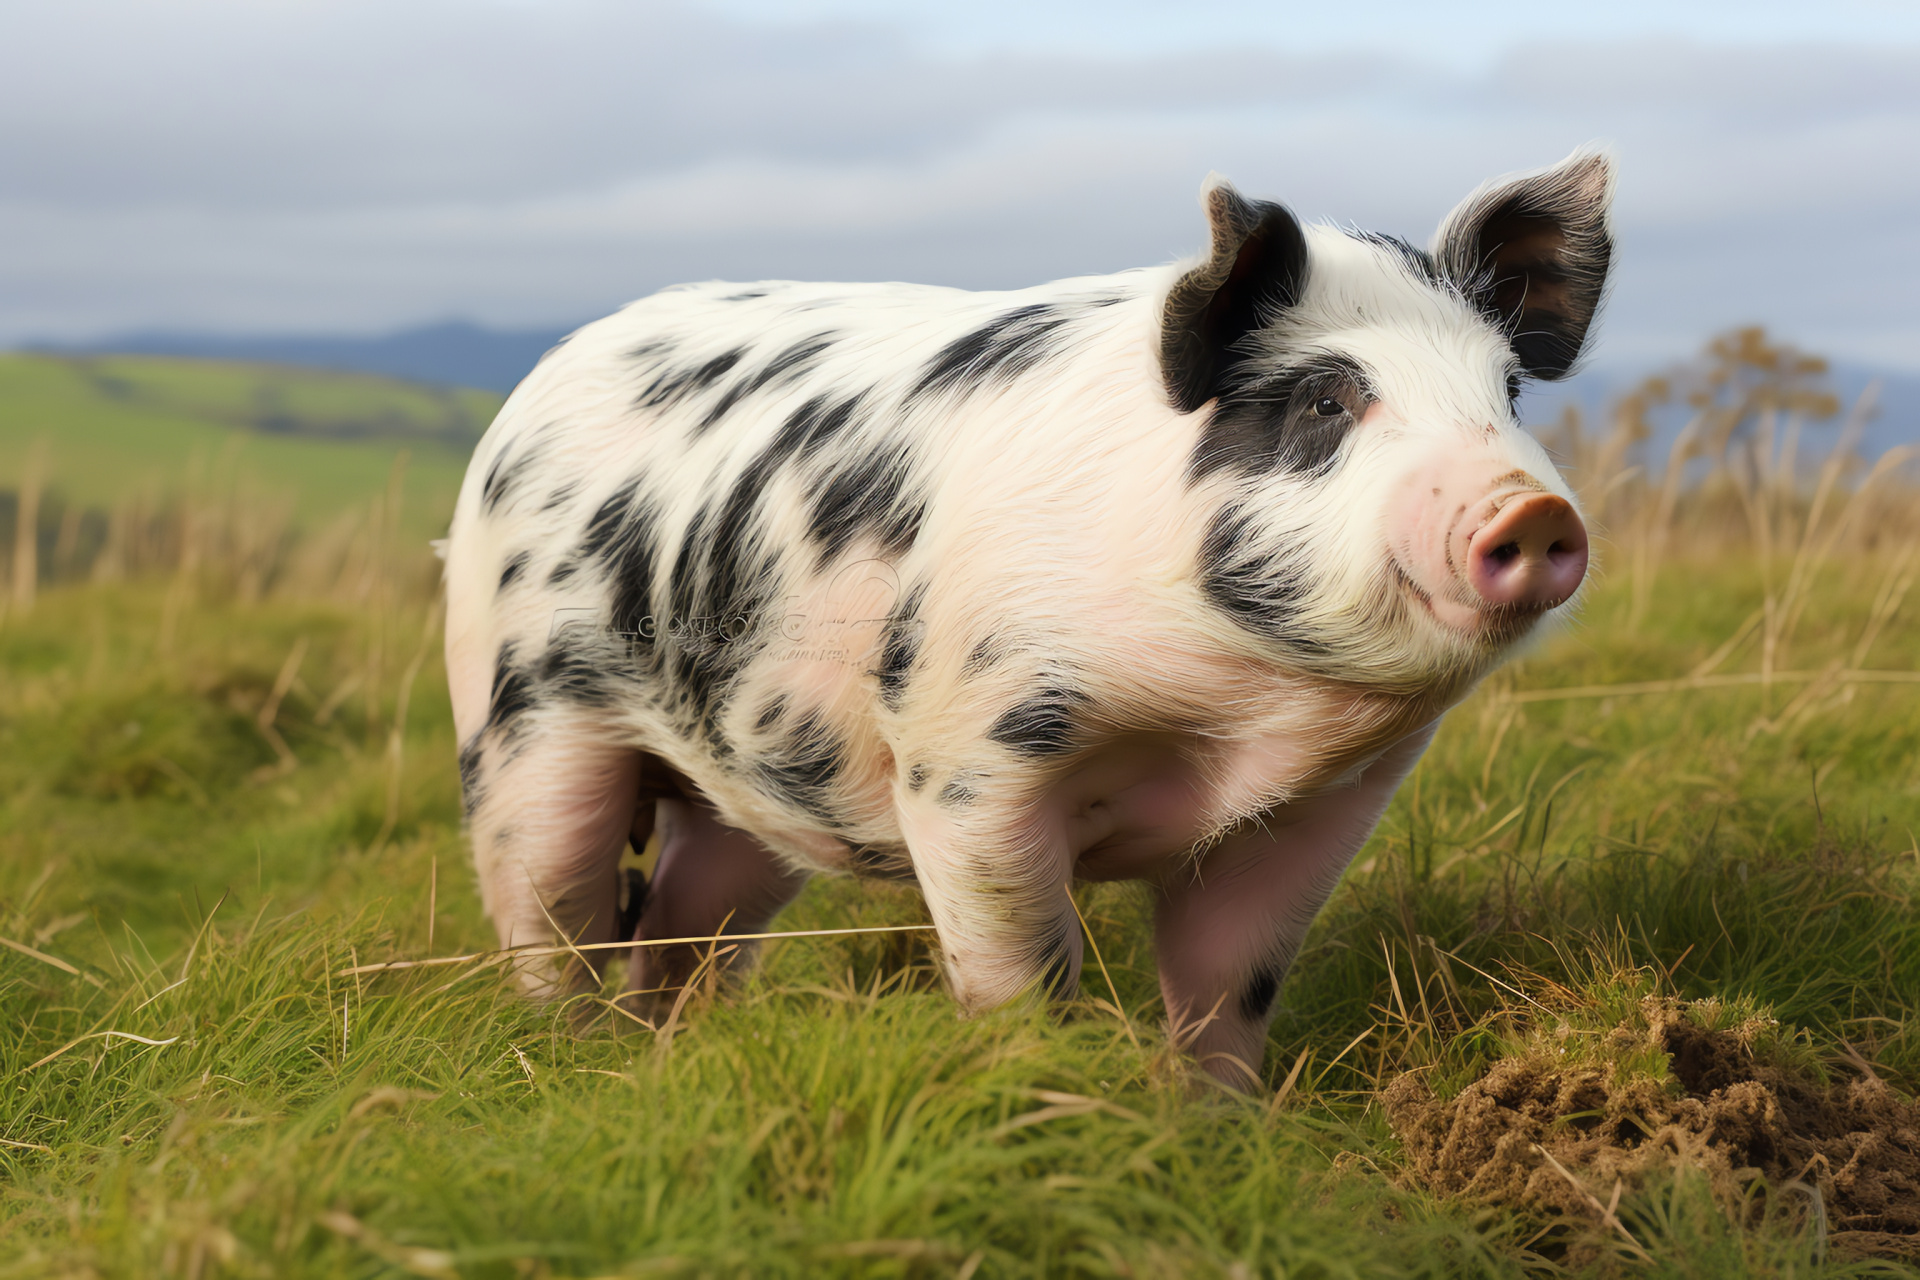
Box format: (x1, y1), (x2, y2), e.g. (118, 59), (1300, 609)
(1, 335), (1917, 1277)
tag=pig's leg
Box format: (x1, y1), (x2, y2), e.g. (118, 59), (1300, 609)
(619, 794), (810, 1022)
(900, 802), (1084, 1011)
(463, 715), (641, 999)
(1154, 725), (1437, 1088)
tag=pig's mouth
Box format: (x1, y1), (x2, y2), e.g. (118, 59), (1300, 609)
(1389, 558), (1550, 645)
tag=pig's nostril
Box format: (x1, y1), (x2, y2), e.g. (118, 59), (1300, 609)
(1463, 492), (1589, 611)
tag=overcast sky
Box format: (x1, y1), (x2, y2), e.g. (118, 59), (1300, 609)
(5, 0), (1919, 369)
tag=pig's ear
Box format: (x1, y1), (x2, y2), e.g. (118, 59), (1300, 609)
(1435, 150), (1614, 381)
(1160, 178), (1309, 413)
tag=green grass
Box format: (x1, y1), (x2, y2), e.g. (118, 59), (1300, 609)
(1, 538), (1918, 1274)
(0, 354), (485, 541)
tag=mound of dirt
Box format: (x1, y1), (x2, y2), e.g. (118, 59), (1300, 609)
(1383, 996), (1920, 1260)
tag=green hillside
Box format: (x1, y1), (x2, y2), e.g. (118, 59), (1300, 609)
(0, 353), (494, 540)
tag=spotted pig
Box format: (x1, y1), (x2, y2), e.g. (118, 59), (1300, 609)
(443, 151), (1610, 1085)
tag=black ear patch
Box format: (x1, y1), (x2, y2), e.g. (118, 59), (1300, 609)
(1161, 181), (1309, 414)
(1436, 151), (1614, 381)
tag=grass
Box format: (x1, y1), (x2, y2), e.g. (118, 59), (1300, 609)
(1, 339), (1919, 1276)
(0, 353), (482, 541)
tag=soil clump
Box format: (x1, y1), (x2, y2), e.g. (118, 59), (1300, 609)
(1383, 995), (1920, 1261)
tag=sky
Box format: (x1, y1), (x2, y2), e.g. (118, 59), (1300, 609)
(4, 0), (1919, 370)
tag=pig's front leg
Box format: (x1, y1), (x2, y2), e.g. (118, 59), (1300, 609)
(1155, 724), (1438, 1088)
(899, 798), (1084, 1012)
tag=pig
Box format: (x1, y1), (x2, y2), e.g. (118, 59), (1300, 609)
(442, 150), (1609, 1086)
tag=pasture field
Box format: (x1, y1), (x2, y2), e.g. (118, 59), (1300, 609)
(2, 343), (1918, 1277)
(0, 353), (482, 543)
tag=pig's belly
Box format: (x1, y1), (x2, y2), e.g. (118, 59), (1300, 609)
(697, 732), (1364, 887)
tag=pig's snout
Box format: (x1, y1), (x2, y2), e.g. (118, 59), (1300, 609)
(1465, 493), (1588, 610)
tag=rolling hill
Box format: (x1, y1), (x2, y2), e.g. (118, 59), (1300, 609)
(0, 352), (494, 542)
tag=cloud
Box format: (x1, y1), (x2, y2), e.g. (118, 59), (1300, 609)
(3, 1), (1917, 368)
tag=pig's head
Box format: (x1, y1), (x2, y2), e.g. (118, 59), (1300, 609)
(1163, 150), (1612, 692)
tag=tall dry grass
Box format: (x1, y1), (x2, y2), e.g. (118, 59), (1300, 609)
(0, 447), (441, 622)
(1538, 328), (1917, 721)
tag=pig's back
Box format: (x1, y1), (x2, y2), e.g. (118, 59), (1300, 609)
(442, 271), (1173, 765)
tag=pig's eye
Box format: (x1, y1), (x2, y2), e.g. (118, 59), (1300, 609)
(1311, 397), (1346, 419)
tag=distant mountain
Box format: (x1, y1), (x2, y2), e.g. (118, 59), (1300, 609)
(33, 321), (571, 396)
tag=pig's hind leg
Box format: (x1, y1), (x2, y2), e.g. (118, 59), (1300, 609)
(618, 792), (810, 1023)
(1153, 726), (1436, 1088)
(462, 710), (641, 1000)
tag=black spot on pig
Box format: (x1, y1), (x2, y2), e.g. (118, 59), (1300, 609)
(807, 439), (924, 568)
(577, 482), (662, 649)
(1196, 506), (1328, 653)
(628, 338), (676, 365)
(457, 739), (486, 818)
(1035, 918), (1079, 999)
(905, 763), (929, 792)
(755, 713), (845, 825)
(989, 685), (1088, 758)
(937, 773), (979, 807)
(964, 634), (1005, 676)
(654, 492), (781, 744)
(907, 303), (1073, 405)
(1239, 963), (1282, 1021)
(874, 584), (924, 710)
(535, 640), (620, 711)
(481, 433), (550, 516)
(1190, 355), (1372, 481)
(541, 481), (583, 513)
(771, 393), (863, 465)
(693, 333), (838, 435)
(497, 550), (531, 593)
(485, 644), (537, 737)
(636, 347), (746, 412)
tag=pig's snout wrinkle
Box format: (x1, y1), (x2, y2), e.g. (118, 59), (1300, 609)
(1465, 492), (1588, 610)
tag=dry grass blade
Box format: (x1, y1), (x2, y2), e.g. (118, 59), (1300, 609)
(23, 1030), (181, 1073)
(1531, 1144), (1654, 1263)
(1686, 606), (1764, 680)
(372, 599), (444, 853)
(1317, 1025), (1375, 1082)
(1066, 884), (1140, 1049)
(993, 1089), (1146, 1135)
(318, 1210), (457, 1278)
(251, 634), (308, 779)
(1266, 1047), (1312, 1116)
(1503, 668), (1920, 705)
(335, 923), (939, 977)
(524, 867), (603, 993)
(0, 934), (104, 986)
